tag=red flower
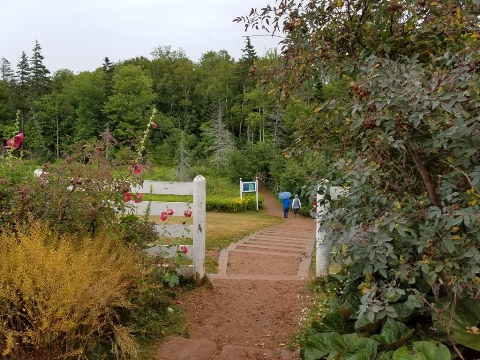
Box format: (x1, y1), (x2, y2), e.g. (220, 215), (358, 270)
(175, 299), (182, 304)
(167, 208), (174, 216)
(180, 246), (188, 254)
(151, 123), (157, 129)
(134, 193), (142, 203)
(14, 133), (24, 143)
(6, 133), (24, 149)
(160, 211), (168, 221)
(183, 210), (192, 218)
(124, 192), (132, 202)
(132, 163), (142, 175)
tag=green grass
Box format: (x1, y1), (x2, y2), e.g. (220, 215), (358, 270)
(148, 211), (284, 273)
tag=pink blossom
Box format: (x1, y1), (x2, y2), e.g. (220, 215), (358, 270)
(14, 133), (24, 143)
(151, 123), (157, 129)
(124, 192), (132, 202)
(180, 246), (188, 254)
(167, 208), (174, 216)
(134, 193), (143, 203)
(175, 299), (182, 304)
(6, 133), (24, 149)
(160, 211), (168, 221)
(183, 210), (192, 218)
(132, 163), (142, 175)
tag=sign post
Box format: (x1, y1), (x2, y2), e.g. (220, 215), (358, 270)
(239, 177), (259, 210)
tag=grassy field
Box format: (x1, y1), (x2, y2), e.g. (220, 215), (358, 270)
(150, 211), (284, 273)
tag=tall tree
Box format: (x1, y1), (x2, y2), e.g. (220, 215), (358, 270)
(240, 36), (258, 65)
(29, 40), (51, 98)
(64, 69), (107, 142)
(200, 101), (235, 169)
(15, 51), (31, 132)
(103, 65), (155, 142)
(102, 57), (115, 98)
(0, 58), (16, 137)
(1, 58), (15, 83)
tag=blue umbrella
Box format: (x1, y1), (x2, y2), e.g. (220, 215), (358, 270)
(278, 191), (292, 200)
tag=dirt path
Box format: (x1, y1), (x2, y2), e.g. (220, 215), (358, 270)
(155, 183), (316, 360)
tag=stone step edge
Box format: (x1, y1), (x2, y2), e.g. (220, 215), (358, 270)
(207, 274), (306, 281)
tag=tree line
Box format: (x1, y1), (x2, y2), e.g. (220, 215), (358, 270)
(0, 38), (313, 181)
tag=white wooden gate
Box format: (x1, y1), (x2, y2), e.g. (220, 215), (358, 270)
(132, 175), (206, 283)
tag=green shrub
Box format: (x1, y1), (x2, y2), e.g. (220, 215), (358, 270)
(207, 195), (263, 212)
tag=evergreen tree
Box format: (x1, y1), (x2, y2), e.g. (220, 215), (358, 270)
(201, 100), (235, 169)
(29, 40), (51, 98)
(16, 51), (31, 132)
(16, 51), (30, 94)
(1, 58), (15, 83)
(102, 57), (114, 98)
(240, 36), (258, 65)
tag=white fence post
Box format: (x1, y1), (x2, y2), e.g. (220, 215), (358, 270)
(192, 175), (206, 283)
(316, 186), (329, 278)
(316, 182), (347, 278)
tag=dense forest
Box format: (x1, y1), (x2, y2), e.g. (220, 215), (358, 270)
(0, 38), (321, 193)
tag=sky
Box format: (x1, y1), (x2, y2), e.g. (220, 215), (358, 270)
(1, 0), (282, 74)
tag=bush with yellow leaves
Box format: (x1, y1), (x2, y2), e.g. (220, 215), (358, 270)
(0, 222), (143, 359)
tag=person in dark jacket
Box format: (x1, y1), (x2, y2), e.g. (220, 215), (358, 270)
(282, 197), (292, 218)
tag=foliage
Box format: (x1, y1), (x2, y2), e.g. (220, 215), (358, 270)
(226, 140), (285, 186)
(0, 222), (142, 359)
(237, 0), (480, 358)
(0, 138), (151, 240)
(0, 124), (196, 358)
(206, 194), (263, 212)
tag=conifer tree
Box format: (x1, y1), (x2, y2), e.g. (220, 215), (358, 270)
(16, 51), (30, 94)
(16, 51), (31, 132)
(102, 57), (114, 98)
(1, 58), (15, 83)
(240, 36), (258, 65)
(29, 40), (51, 98)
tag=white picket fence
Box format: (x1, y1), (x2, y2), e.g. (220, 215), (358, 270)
(132, 176), (206, 283)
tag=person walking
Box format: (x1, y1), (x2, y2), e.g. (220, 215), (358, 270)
(282, 197), (292, 218)
(292, 194), (302, 218)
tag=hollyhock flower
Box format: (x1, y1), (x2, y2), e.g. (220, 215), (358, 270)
(14, 133), (24, 143)
(175, 299), (182, 304)
(134, 193), (143, 203)
(151, 122), (157, 129)
(132, 163), (142, 175)
(6, 138), (18, 148)
(180, 246), (188, 254)
(160, 211), (168, 221)
(124, 192), (132, 202)
(167, 208), (174, 216)
(183, 210), (192, 218)
(6, 133), (24, 149)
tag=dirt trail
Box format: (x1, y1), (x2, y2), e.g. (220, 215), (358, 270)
(155, 183), (316, 360)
